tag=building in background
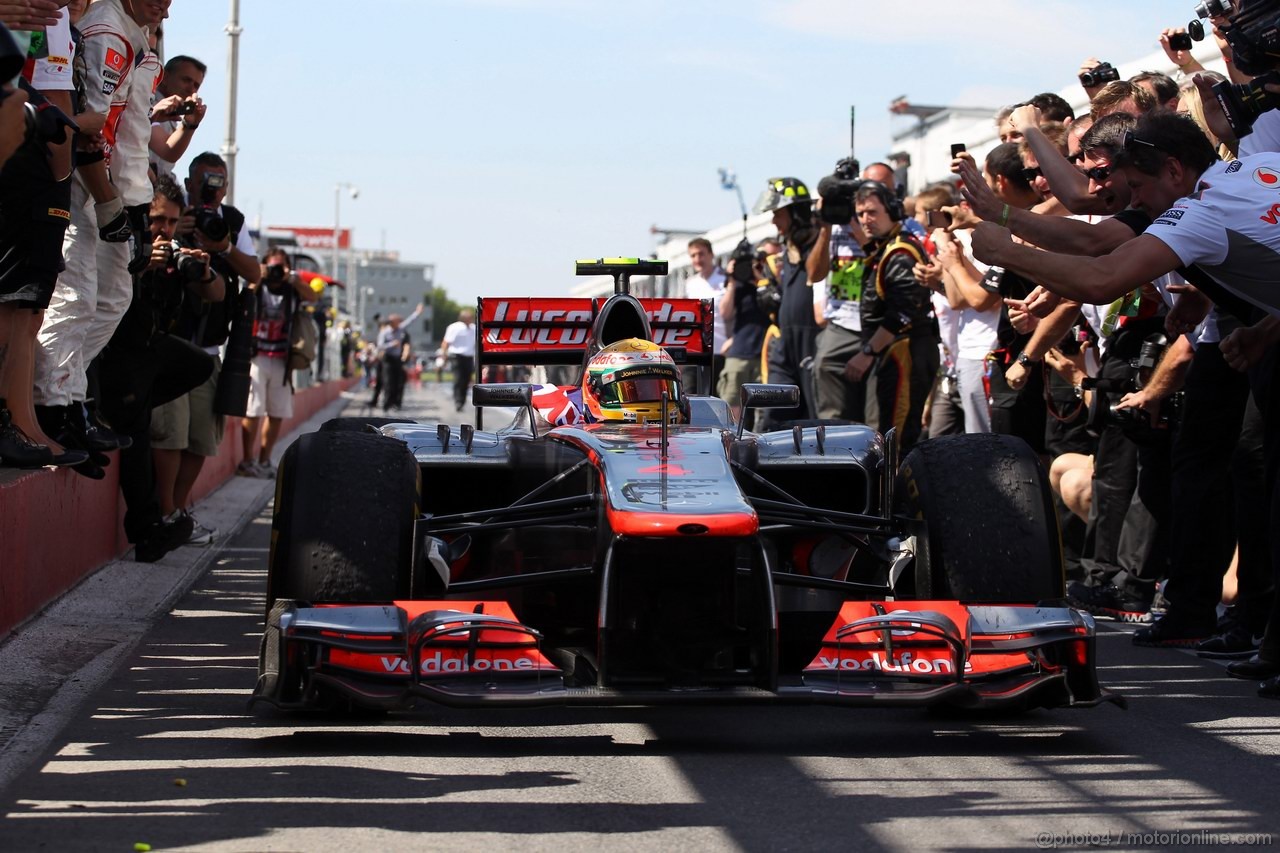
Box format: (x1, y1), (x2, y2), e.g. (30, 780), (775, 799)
(263, 225), (435, 345)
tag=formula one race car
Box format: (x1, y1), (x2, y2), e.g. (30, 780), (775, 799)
(254, 258), (1118, 714)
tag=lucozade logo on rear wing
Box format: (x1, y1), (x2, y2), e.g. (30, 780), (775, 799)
(479, 298), (711, 353)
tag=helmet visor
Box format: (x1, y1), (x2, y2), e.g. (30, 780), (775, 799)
(606, 376), (681, 406)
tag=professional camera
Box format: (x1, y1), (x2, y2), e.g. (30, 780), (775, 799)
(263, 263), (288, 287)
(729, 238), (755, 285)
(1085, 333), (1179, 442)
(1079, 62), (1121, 88)
(1195, 0), (1233, 18)
(166, 240), (207, 282)
(1212, 70), (1280, 137)
(1219, 0), (1280, 75)
(192, 173), (229, 242)
(816, 157), (864, 226)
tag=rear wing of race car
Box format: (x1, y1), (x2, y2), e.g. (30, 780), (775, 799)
(474, 258), (715, 386)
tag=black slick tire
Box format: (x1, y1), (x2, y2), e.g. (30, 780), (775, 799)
(268, 430), (420, 609)
(895, 433), (1063, 603)
(319, 416), (417, 433)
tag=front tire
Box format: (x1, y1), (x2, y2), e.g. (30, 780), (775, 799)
(895, 433), (1063, 603)
(268, 430), (420, 610)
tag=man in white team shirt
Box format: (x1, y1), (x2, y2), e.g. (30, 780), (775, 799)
(33, 0), (169, 467)
(683, 237), (727, 393)
(971, 110), (1280, 689)
(441, 307), (476, 412)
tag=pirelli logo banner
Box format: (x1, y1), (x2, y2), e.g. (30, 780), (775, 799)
(477, 297), (713, 365)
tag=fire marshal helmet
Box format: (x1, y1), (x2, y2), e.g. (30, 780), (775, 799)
(582, 338), (688, 425)
(752, 177), (813, 214)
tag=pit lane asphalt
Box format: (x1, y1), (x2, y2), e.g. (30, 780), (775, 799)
(0, 380), (1277, 851)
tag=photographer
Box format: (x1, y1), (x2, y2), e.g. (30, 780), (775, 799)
(149, 54), (206, 181)
(843, 181), (937, 451)
(97, 176), (220, 563)
(239, 248), (317, 478)
(145, 152), (256, 538)
(718, 240), (773, 423)
(751, 177), (821, 427)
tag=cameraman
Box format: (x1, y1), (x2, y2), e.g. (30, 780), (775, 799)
(751, 177), (821, 427)
(183, 152), (260, 289)
(718, 241), (772, 423)
(98, 176), (220, 563)
(844, 182), (937, 451)
(146, 152), (257, 534)
(149, 55), (206, 181)
(239, 248), (317, 477)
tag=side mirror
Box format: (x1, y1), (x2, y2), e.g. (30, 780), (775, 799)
(471, 383), (538, 437)
(471, 383), (534, 408)
(738, 384), (800, 439)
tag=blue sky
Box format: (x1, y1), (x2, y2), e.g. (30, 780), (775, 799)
(164, 0), (1185, 303)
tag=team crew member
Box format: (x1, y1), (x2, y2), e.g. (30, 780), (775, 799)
(969, 111), (1280, 696)
(442, 307), (476, 412)
(845, 181), (937, 451)
(34, 0), (167, 464)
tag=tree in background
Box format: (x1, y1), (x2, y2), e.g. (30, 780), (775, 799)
(431, 287), (463, 342)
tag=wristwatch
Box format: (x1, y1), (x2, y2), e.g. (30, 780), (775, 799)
(1072, 383), (1085, 400)
(1016, 351), (1035, 367)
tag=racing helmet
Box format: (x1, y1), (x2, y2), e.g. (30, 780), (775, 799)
(582, 338), (688, 424)
(752, 177), (813, 214)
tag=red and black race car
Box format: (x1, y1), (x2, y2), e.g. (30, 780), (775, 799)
(254, 259), (1120, 714)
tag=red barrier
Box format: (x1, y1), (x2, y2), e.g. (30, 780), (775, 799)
(0, 377), (356, 639)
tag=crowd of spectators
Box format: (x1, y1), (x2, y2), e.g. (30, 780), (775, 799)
(0, 0), (342, 563)
(684, 9), (1280, 698)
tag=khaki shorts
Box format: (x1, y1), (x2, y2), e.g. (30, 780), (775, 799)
(247, 353), (293, 419)
(717, 356), (761, 407)
(151, 355), (225, 455)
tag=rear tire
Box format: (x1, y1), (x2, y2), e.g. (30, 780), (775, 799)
(895, 433), (1063, 603)
(319, 416), (417, 433)
(268, 430), (420, 610)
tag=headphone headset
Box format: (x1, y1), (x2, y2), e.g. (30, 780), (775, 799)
(858, 180), (905, 223)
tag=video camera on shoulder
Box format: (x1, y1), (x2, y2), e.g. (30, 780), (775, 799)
(817, 156), (864, 226)
(729, 238), (755, 285)
(1204, 0), (1280, 137)
(191, 173), (229, 243)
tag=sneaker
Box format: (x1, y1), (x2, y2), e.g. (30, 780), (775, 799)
(181, 510), (217, 546)
(1133, 609), (1216, 647)
(235, 460), (258, 477)
(1197, 619), (1264, 660)
(1069, 581), (1153, 623)
(135, 512), (196, 563)
(1226, 655), (1280, 681)
(255, 460), (277, 479)
(1093, 584), (1154, 624)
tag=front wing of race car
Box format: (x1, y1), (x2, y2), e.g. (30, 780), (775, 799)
(253, 599), (1122, 712)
